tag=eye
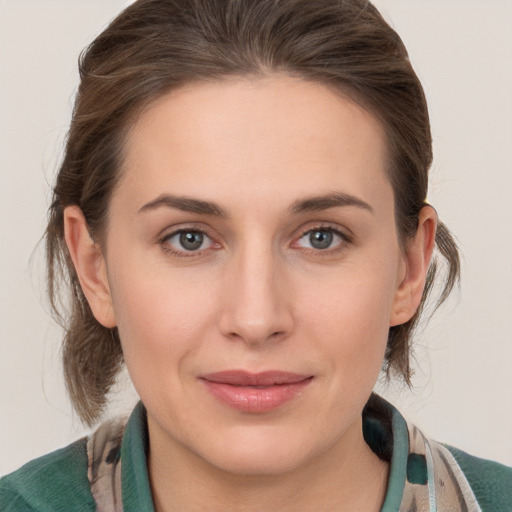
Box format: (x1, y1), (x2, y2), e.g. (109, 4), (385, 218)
(295, 227), (346, 251)
(162, 229), (215, 254)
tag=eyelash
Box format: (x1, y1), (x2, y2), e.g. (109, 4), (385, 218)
(159, 224), (351, 258)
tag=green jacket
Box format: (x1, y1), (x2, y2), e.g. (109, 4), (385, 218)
(1, 397), (511, 511)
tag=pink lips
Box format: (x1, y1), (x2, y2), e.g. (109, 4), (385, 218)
(200, 370), (313, 413)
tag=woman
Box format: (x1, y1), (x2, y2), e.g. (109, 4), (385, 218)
(1, 0), (510, 510)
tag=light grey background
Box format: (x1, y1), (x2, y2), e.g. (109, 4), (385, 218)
(1, 0), (511, 476)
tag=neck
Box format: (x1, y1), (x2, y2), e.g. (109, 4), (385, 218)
(147, 416), (389, 512)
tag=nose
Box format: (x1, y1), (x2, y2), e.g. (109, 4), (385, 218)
(218, 244), (295, 347)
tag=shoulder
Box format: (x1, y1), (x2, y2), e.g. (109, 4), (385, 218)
(444, 444), (512, 512)
(0, 437), (96, 512)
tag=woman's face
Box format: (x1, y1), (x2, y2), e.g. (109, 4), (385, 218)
(99, 76), (413, 474)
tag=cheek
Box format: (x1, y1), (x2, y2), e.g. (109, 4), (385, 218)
(297, 256), (399, 373)
(107, 257), (220, 384)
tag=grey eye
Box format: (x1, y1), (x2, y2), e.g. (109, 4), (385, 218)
(163, 230), (212, 253)
(296, 228), (344, 251)
(179, 231), (204, 251)
(309, 230), (333, 249)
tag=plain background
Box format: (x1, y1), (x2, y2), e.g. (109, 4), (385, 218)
(1, 0), (511, 476)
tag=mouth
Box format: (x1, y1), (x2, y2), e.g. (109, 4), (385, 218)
(200, 370), (314, 413)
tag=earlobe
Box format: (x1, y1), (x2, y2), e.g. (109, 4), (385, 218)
(390, 206), (437, 327)
(63, 206), (116, 328)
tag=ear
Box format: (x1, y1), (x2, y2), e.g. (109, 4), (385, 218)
(390, 206), (437, 327)
(63, 205), (116, 328)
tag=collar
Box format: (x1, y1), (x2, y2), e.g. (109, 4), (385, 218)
(121, 402), (155, 512)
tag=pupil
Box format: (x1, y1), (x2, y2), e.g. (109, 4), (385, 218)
(180, 231), (203, 251)
(310, 230), (332, 249)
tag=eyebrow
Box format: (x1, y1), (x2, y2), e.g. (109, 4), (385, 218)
(138, 194), (228, 217)
(138, 191), (373, 217)
(289, 192), (374, 215)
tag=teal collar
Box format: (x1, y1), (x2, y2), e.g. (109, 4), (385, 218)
(373, 398), (408, 511)
(121, 402), (155, 512)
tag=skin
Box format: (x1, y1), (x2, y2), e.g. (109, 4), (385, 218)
(65, 76), (436, 511)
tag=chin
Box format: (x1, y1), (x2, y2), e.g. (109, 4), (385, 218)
(209, 449), (305, 477)
(198, 427), (320, 476)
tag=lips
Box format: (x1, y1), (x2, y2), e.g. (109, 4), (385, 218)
(200, 370), (313, 413)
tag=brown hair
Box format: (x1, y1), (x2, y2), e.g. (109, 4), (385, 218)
(46, 0), (460, 425)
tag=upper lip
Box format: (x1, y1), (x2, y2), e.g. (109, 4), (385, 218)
(201, 370), (312, 386)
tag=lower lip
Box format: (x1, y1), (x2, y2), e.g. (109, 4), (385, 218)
(201, 378), (313, 413)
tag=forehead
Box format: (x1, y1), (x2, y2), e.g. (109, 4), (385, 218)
(118, 76), (391, 212)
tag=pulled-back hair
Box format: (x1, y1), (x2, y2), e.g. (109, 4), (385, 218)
(46, 0), (460, 425)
